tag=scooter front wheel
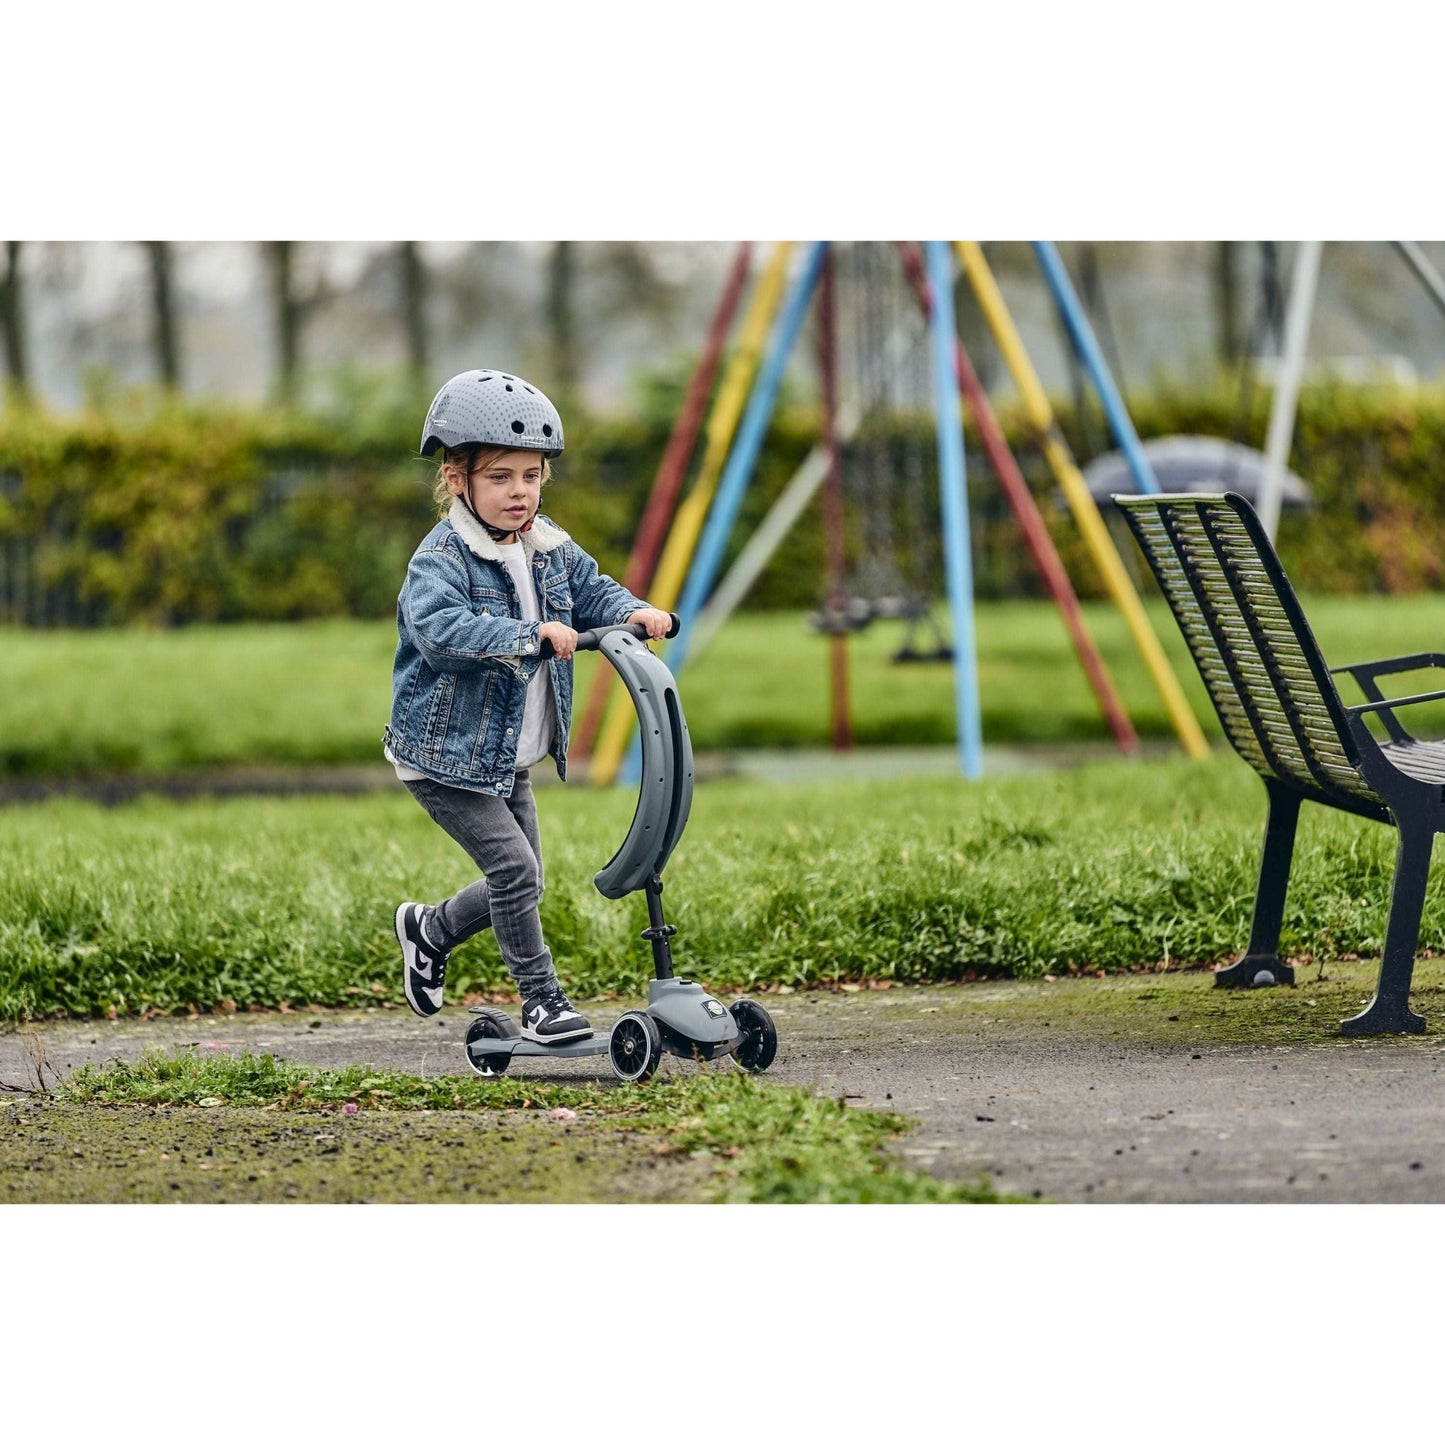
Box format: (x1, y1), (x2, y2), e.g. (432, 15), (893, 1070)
(609, 1010), (662, 1084)
(465, 1010), (517, 1078)
(729, 999), (777, 1073)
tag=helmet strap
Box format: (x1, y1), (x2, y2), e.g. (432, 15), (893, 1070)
(476, 508), (536, 543)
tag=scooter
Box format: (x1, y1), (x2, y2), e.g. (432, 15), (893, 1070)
(464, 614), (777, 1084)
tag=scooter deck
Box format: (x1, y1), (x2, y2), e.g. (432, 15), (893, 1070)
(464, 1012), (740, 1064)
(465, 1027), (611, 1061)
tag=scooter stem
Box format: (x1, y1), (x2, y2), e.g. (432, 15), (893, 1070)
(641, 873), (677, 981)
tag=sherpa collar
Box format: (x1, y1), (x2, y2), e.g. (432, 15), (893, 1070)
(448, 499), (570, 561)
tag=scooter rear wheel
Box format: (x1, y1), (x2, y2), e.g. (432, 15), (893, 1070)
(729, 999), (777, 1073)
(609, 1011), (662, 1084)
(465, 1010), (517, 1078)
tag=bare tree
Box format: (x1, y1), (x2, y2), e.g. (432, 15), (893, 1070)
(263, 241), (338, 403)
(266, 241), (300, 401)
(145, 240), (181, 390)
(547, 240), (577, 409)
(265, 240), (331, 404)
(1215, 241), (1239, 366)
(399, 241), (429, 376)
(1, 241), (28, 398)
(551, 241), (695, 408)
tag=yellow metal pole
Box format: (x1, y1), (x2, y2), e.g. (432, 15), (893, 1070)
(953, 241), (1210, 761)
(587, 241), (797, 784)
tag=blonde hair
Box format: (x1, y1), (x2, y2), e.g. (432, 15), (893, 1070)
(432, 445), (553, 519)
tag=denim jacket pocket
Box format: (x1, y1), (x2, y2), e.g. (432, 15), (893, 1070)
(543, 579), (574, 619)
(421, 671), (457, 759)
(468, 669), (503, 769)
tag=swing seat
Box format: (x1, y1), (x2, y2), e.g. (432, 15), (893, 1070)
(1116, 490), (1445, 1036)
(808, 597), (878, 635)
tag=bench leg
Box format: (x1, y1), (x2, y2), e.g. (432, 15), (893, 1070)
(1342, 818), (1432, 1036)
(1216, 781), (1299, 989)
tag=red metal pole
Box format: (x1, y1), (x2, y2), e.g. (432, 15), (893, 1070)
(894, 242), (1138, 754)
(572, 241), (753, 764)
(818, 246), (853, 751)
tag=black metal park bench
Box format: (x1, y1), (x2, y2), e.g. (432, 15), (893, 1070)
(1115, 491), (1445, 1036)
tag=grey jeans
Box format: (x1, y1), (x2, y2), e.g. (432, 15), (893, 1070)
(403, 771), (556, 998)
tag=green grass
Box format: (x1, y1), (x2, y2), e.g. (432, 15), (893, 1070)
(56, 1049), (1001, 1203)
(8, 593), (1445, 777)
(0, 756), (1433, 1021)
(0, 618), (399, 777)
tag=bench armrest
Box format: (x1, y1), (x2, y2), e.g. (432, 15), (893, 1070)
(1331, 655), (1445, 744)
(1346, 688), (1445, 750)
(1330, 652), (1445, 684)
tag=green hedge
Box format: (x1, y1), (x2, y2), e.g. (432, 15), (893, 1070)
(0, 388), (820, 625)
(2, 372), (1444, 625)
(1087, 377), (1445, 597)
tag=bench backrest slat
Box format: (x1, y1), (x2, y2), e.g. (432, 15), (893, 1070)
(1117, 493), (1384, 809)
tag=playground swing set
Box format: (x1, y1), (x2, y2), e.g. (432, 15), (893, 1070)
(559, 238), (1445, 1041)
(569, 238), (1219, 785)
(810, 239), (951, 670)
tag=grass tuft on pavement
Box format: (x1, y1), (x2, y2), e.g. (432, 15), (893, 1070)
(61, 1048), (1003, 1204)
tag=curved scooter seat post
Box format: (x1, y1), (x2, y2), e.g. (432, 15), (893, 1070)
(540, 613), (694, 899)
(464, 613), (776, 1083)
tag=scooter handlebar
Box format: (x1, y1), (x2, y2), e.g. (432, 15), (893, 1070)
(537, 612), (680, 660)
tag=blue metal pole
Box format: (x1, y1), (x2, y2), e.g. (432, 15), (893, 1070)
(1032, 241), (1159, 496)
(620, 240), (829, 783)
(925, 241), (983, 780)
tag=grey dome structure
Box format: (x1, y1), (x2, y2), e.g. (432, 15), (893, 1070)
(1083, 434), (1313, 511)
(419, 370), (565, 459)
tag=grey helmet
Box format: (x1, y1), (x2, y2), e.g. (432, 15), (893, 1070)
(419, 369), (565, 459)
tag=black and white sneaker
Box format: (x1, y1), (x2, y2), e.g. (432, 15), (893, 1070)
(520, 987), (592, 1044)
(395, 902), (449, 1018)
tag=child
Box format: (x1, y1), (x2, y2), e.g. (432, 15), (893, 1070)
(385, 368), (671, 1042)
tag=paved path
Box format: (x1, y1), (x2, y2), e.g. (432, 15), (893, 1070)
(6, 976), (1444, 1203)
(772, 987), (1445, 1203)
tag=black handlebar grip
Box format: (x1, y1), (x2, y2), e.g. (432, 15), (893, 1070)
(537, 612), (681, 660)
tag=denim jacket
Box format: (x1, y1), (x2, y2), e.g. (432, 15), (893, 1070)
(383, 498), (646, 796)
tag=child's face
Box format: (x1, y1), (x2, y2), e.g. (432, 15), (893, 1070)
(449, 449), (544, 533)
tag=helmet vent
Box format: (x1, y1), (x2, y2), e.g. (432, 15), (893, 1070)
(505, 384), (513, 391)
(511, 420), (526, 434)
(542, 424), (553, 436)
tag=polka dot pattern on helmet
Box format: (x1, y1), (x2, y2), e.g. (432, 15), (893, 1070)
(419, 369), (565, 459)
